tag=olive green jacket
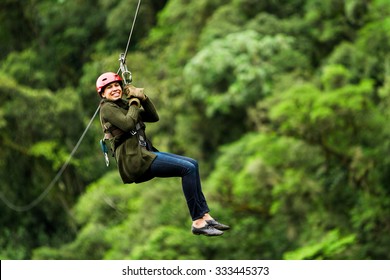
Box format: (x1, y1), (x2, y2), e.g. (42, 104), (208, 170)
(100, 96), (159, 183)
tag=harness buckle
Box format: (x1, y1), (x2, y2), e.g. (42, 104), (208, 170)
(139, 139), (147, 147)
(138, 135), (147, 147)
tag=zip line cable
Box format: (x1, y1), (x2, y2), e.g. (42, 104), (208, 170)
(124, 0), (142, 60)
(0, 0), (142, 212)
(118, 0), (142, 78)
(0, 105), (101, 212)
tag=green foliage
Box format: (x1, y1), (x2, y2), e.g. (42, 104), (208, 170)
(355, 17), (390, 82)
(0, 74), (99, 259)
(344, 0), (369, 26)
(185, 31), (307, 116)
(321, 64), (352, 90)
(0, 1), (37, 58)
(0, 49), (48, 88)
(32, 171), (206, 260)
(325, 42), (367, 82)
(103, 0), (164, 51)
(0, 228), (29, 260)
(268, 76), (376, 151)
(198, 3), (246, 48)
(368, 0), (390, 21)
(206, 133), (326, 258)
(304, 0), (350, 43)
(33, 222), (111, 260)
(283, 229), (356, 260)
(130, 226), (203, 260)
(29, 141), (68, 170)
(2, 0), (390, 260)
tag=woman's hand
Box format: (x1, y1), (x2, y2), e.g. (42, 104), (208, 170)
(123, 84), (146, 101)
(128, 97), (141, 107)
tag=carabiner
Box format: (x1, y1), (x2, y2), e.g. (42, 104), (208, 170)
(99, 139), (110, 167)
(119, 53), (132, 85)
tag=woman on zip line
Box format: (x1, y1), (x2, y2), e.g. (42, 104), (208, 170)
(96, 72), (230, 236)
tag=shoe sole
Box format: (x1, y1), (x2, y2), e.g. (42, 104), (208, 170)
(212, 225), (230, 231)
(192, 231), (224, 236)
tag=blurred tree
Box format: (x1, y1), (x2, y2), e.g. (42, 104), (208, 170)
(180, 30), (309, 162)
(2, 0), (390, 260)
(248, 66), (390, 258)
(0, 0), (37, 58)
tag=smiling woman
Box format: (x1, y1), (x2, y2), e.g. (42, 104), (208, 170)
(96, 72), (230, 236)
(102, 82), (123, 101)
(103, 81), (143, 107)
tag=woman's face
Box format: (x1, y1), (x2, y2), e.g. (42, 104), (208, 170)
(102, 82), (122, 101)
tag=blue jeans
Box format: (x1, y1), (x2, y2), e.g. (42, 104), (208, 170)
(136, 152), (210, 221)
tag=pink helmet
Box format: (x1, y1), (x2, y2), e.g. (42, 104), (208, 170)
(96, 72), (122, 95)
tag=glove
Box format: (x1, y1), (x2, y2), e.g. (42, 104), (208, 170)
(129, 97), (141, 108)
(123, 84), (146, 101)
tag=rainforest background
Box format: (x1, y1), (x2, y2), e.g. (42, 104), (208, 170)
(1, 0), (390, 260)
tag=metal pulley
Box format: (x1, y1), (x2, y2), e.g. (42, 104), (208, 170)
(119, 53), (132, 85)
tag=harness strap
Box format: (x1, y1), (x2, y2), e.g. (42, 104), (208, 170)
(129, 122), (148, 149)
(129, 122), (143, 136)
(101, 120), (143, 140)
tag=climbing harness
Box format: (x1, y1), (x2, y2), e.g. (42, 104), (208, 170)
(99, 113), (147, 159)
(0, 0), (143, 212)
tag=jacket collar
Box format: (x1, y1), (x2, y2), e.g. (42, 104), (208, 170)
(101, 98), (129, 109)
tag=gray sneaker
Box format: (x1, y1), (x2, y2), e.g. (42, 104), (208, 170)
(206, 219), (231, 231)
(192, 225), (224, 236)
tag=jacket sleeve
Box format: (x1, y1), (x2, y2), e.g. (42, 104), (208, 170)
(100, 102), (140, 132)
(140, 96), (159, 123)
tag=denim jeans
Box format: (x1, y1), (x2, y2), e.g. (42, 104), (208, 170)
(136, 152), (210, 220)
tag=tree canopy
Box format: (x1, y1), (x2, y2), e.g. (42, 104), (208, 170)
(1, 0), (390, 260)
